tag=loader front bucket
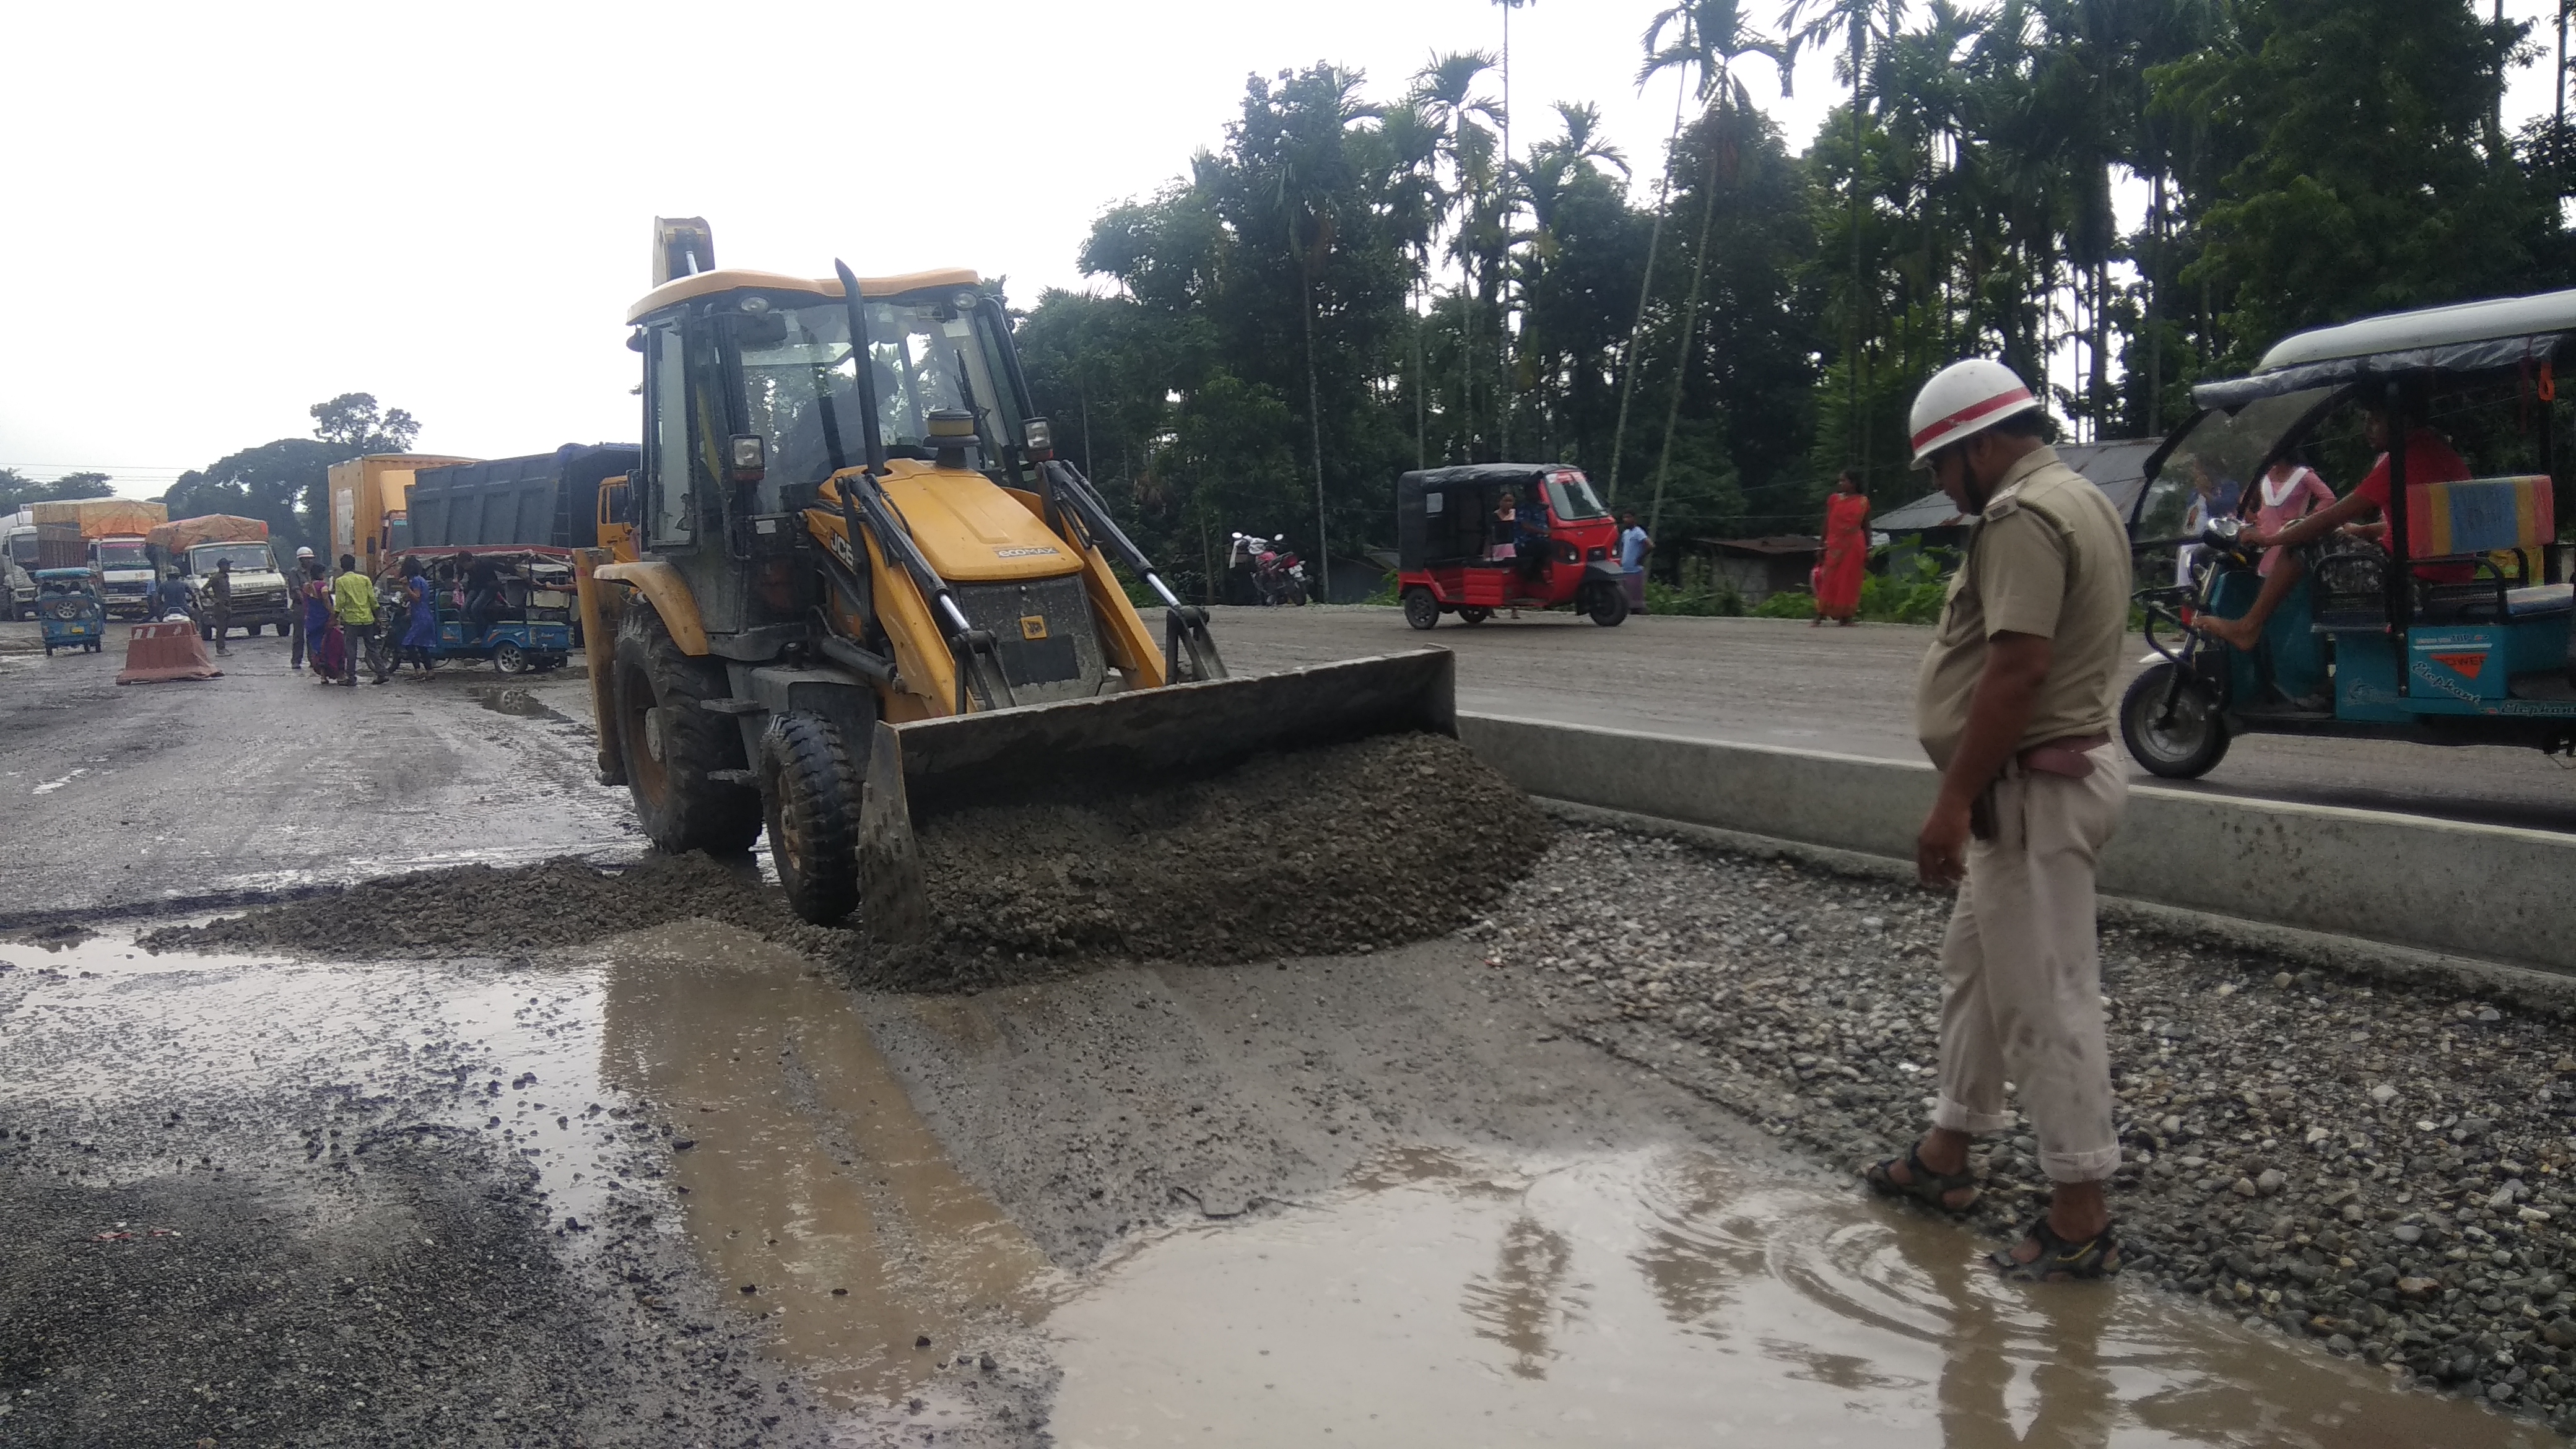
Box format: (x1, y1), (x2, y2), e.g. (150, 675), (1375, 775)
(853, 650), (1458, 945)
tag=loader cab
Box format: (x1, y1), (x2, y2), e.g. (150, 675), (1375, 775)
(625, 268), (1042, 637)
(629, 269), (1033, 541)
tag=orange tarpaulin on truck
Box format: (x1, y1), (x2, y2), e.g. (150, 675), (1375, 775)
(29, 498), (168, 538)
(149, 515), (268, 557)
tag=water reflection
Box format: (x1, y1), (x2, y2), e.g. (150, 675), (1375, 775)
(1049, 1145), (2556, 1448)
(591, 921), (1057, 1408)
(1462, 1214), (1579, 1379)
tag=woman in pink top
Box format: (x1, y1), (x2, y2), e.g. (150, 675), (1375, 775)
(2250, 457), (2336, 576)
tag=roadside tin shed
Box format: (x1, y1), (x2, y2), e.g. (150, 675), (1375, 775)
(1868, 438), (2162, 548)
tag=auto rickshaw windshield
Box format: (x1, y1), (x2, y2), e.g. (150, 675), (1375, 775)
(2136, 386), (2338, 537)
(1545, 473), (1609, 521)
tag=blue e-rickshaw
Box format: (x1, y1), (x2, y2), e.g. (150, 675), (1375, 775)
(34, 568), (105, 656)
(2123, 290), (2576, 777)
(396, 547), (576, 675)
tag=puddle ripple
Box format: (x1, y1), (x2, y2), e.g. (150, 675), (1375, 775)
(1046, 1147), (2552, 1448)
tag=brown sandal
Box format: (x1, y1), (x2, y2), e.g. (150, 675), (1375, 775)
(1863, 1146), (1980, 1214)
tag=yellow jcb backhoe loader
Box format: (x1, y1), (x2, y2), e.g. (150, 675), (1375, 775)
(575, 219), (1453, 934)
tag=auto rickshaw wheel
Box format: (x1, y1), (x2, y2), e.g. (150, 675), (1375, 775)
(759, 711), (863, 925)
(1583, 582), (1628, 627)
(2120, 663), (2230, 779)
(1458, 607), (1492, 625)
(494, 640), (528, 675)
(1403, 588), (1440, 630)
(612, 601), (762, 855)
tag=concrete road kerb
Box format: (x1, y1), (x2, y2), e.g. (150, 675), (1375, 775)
(1458, 713), (2576, 977)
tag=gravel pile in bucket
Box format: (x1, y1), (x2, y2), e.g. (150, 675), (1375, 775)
(1474, 824), (2576, 1435)
(144, 732), (1546, 993)
(887, 731), (1546, 986)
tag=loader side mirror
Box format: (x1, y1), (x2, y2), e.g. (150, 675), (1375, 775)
(728, 435), (767, 485)
(1022, 417), (1055, 459)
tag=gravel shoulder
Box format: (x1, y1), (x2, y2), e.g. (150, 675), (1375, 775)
(1468, 823), (2576, 1435)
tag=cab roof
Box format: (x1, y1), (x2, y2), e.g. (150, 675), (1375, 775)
(626, 267), (983, 324)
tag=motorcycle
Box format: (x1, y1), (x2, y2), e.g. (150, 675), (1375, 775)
(1228, 531), (1310, 606)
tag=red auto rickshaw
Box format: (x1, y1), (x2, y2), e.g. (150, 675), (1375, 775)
(1396, 464), (1627, 628)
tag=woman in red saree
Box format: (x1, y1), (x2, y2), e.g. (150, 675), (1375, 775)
(1812, 469), (1870, 626)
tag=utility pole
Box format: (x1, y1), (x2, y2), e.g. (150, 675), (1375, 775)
(1494, 0), (1532, 460)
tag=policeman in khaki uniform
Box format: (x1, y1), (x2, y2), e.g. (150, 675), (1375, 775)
(1865, 359), (2134, 1281)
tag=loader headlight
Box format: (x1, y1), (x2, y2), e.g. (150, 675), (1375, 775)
(1022, 418), (1055, 456)
(729, 433), (768, 484)
(953, 290), (980, 312)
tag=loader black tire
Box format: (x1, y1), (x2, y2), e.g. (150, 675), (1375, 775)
(613, 600), (760, 855)
(758, 711), (863, 925)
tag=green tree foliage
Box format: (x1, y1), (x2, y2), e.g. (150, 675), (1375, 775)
(0, 471), (116, 513)
(2155, 0), (2557, 371)
(1014, 1), (2573, 591)
(308, 393), (422, 453)
(160, 394), (423, 554)
(161, 439), (342, 555)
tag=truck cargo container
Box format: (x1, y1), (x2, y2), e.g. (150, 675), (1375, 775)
(326, 453), (477, 578)
(403, 444), (637, 552)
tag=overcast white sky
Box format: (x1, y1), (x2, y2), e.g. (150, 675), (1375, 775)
(2, 0), (2566, 497)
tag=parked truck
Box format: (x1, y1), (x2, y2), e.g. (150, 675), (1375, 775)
(150, 516), (294, 635)
(403, 444), (638, 552)
(326, 453), (477, 580)
(1, 510), (36, 620)
(33, 499), (170, 619)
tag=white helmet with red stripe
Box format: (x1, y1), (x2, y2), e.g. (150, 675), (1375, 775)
(1908, 359), (2041, 467)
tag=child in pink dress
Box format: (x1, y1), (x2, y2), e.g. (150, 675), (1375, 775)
(2252, 458), (2336, 575)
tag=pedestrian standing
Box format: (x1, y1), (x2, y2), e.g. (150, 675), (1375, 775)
(287, 546), (318, 671)
(309, 564), (346, 685)
(1863, 359), (2134, 1281)
(332, 552), (388, 686)
(1617, 511), (1653, 615)
(399, 556), (440, 673)
(1813, 469), (1871, 627)
(206, 557), (235, 655)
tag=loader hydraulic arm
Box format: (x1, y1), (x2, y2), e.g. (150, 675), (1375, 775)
(1041, 459), (1226, 684)
(965, 290), (1225, 683)
(830, 259), (1016, 714)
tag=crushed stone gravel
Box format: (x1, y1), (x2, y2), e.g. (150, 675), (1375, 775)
(142, 732), (1544, 993)
(1474, 824), (2576, 1437)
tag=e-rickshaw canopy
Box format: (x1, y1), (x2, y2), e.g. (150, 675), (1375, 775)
(2190, 287), (2576, 413)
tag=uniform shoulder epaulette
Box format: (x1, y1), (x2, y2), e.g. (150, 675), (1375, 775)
(1981, 488), (2024, 521)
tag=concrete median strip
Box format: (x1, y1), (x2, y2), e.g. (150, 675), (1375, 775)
(1457, 713), (2576, 976)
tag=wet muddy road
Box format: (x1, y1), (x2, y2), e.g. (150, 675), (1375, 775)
(1, 622), (2563, 1444)
(7, 910), (2556, 1446)
(0, 623), (634, 920)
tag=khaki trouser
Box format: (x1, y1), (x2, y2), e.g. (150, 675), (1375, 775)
(1931, 742), (2127, 1183)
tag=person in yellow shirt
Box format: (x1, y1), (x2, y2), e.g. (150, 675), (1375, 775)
(331, 553), (388, 686)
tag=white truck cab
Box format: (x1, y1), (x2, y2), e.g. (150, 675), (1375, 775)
(1, 513), (35, 621)
(90, 535), (155, 619)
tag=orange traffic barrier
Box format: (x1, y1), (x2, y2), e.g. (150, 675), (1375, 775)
(116, 621), (223, 685)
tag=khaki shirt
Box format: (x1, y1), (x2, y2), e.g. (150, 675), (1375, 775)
(1915, 445), (2132, 770)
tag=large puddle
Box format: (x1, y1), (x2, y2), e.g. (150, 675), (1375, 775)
(1050, 1146), (2548, 1447)
(1, 921), (2553, 1445)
